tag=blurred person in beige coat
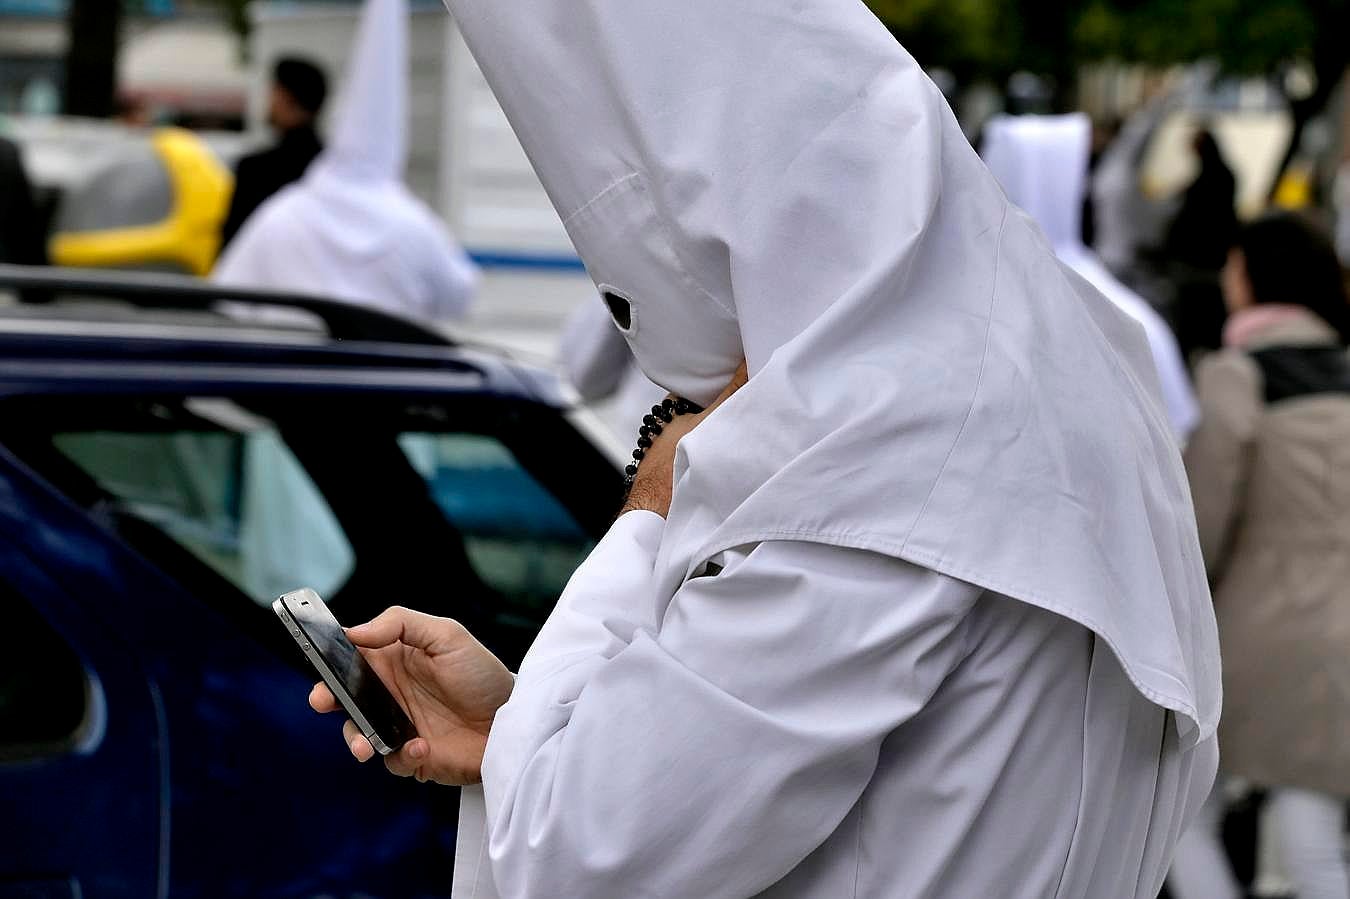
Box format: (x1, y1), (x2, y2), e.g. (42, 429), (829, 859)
(1176, 212), (1350, 899)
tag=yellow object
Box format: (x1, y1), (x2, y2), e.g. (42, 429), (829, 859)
(50, 127), (234, 276)
(1272, 164), (1314, 211)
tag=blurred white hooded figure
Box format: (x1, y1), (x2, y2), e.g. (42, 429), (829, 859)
(214, 0), (476, 604)
(441, 1), (1222, 897)
(558, 297), (666, 435)
(214, 0), (478, 322)
(1335, 161), (1350, 267)
(983, 114), (1201, 441)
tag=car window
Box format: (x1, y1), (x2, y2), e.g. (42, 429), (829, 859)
(7, 392), (621, 670)
(51, 401), (355, 606)
(398, 433), (594, 618)
(0, 586), (89, 760)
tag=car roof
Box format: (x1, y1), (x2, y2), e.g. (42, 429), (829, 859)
(0, 265), (570, 406)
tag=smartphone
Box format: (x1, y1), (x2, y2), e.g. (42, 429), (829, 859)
(273, 588), (416, 756)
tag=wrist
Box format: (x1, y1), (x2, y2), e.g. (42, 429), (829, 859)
(620, 485), (668, 518)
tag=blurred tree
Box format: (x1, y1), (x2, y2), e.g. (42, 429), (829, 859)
(62, 0), (254, 117)
(866, 0), (1003, 82)
(211, 0), (252, 46)
(1074, 0), (1336, 76)
(63, 0), (124, 117)
(869, 0), (1348, 155)
(1077, 0), (1348, 178)
(868, 0), (1084, 106)
(870, 0), (1345, 85)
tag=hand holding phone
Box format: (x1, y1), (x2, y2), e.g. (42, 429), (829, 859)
(294, 600), (516, 786)
(275, 589), (416, 755)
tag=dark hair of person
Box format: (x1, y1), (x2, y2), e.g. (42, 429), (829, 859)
(1193, 128), (1225, 164)
(1235, 212), (1350, 345)
(273, 57), (329, 115)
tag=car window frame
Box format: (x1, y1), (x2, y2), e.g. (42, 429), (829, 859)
(0, 388), (624, 670)
(0, 575), (107, 764)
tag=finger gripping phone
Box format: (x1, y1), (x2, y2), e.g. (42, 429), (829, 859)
(273, 588), (416, 755)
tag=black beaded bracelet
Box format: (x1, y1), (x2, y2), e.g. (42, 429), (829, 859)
(624, 397), (704, 486)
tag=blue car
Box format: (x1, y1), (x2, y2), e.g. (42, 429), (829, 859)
(0, 266), (624, 898)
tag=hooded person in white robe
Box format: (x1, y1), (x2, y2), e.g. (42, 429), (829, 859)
(308, 1), (1224, 896)
(983, 113), (1201, 442)
(213, 0), (479, 323)
(213, 0), (477, 604)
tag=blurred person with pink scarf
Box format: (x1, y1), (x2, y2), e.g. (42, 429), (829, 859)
(1171, 213), (1350, 899)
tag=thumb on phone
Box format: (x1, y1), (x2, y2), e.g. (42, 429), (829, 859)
(346, 606), (463, 654)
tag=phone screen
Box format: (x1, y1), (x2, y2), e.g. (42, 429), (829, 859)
(280, 591), (416, 753)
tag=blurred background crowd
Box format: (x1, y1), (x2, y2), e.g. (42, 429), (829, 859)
(1, 1), (1349, 898)
(3, 0), (1348, 365)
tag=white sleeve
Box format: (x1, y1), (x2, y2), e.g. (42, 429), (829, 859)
(454, 510), (666, 899)
(477, 517), (981, 898)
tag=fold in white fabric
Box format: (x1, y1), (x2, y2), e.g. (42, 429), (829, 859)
(982, 113), (1200, 441)
(215, 0), (478, 322)
(453, 512), (1216, 898)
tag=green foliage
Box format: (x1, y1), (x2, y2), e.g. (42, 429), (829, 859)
(867, 0), (1005, 78)
(126, 0), (1350, 107)
(202, 0), (251, 41)
(1073, 0), (1322, 73)
(867, 0), (1345, 79)
(157, 0), (1350, 82)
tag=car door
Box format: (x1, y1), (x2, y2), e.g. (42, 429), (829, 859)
(0, 507), (164, 898)
(0, 384), (621, 897)
(0, 399), (464, 898)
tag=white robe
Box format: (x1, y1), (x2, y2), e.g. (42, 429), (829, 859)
(438, 0), (1223, 893)
(453, 512), (1217, 898)
(214, 173), (478, 324)
(982, 114), (1200, 442)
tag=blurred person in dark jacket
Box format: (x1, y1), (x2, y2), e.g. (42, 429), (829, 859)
(0, 135), (47, 267)
(219, 57), (328, 248)
(1334, 160), (1349, 268)
(1171, 213), (1350, 899)
(1163, 128), (1239, 361)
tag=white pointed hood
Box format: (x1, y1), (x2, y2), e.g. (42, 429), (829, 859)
(318, 0), (407, 183)
(296, 0), (413, 263)
(983, 114), (1090, 251)
(984, 114), (1200, 439)
(443, 0), (1220, 743)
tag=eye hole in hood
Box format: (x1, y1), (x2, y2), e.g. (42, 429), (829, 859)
(604, 290), (633, 331)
